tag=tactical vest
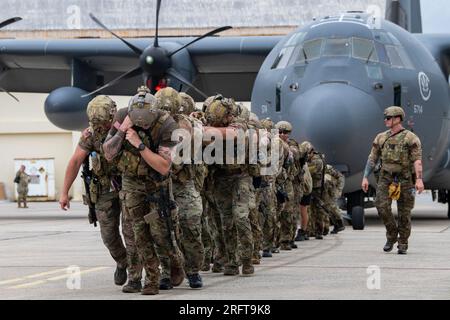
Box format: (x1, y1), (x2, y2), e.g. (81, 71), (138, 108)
(215, 120), (249, 175)
(87, 131), (121, 202)
(247, 119), (263, 177)
(171, 113), (204, 185)
(380, 130), (411, 175)
(117, 112), (171, 180)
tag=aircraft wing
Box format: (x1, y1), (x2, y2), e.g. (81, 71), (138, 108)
(0, 36), (282, 100)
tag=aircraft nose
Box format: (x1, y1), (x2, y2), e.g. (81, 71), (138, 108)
(290, 83), (382, 173)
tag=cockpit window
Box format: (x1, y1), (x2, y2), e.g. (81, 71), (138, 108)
(323, 38), (351, 57)
(284, 32), (306, 47)
(292, 39), (323, 64)
(385, 45), (414, 69)
(352, 38), (379, 62)
(271, 32), (306, 69)
(271, 46), (296, 69)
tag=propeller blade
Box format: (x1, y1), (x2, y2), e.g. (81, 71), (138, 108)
(168, 26), (232, 57)
(0, 87), (19, 102)
(154, 0), (162, 47)
(82, 66), (143, 97)
(0, 17), (22, 29)
(89, 13), (142, 55)
(166, 68), (207, 99)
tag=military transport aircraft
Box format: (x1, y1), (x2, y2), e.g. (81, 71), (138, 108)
(1, 0), (450, 229)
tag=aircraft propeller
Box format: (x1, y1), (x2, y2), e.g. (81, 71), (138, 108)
(0, 17), (22, 102)
(83, 0), (231, 98)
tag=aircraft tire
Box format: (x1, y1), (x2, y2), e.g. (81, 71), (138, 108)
(351, 206), (365, 230)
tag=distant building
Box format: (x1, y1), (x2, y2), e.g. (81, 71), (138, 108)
(1, 0), (385, 38)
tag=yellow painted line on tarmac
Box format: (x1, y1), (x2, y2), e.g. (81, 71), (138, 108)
(47, 266), (110, 281)
(25, 268), (69, 279)
(9, 280), (46, 289)
(6, 266), (111, 289)
(0, 268), (68, 286)
(0, 278), (25, 286)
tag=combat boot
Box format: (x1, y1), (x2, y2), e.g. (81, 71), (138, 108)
(241, 261), (254, 276)
(383, 241), (395, 252)
(331, 220), (345, 234)
(262, 250), (272, 258)
(212, 262), (224, 273)
(323, 228), (329, 236)
(397, 244), (408, 255)
(142, 283), (159, 295)
(122, 280), (142, 293)
(187, 273), (203, 288)
(272, 247), (280, 253)
(315, 233), (323, 240)
(170, 265), (185, 287)
(280, 242), (292, 250)
(159, 278), (173, 290)
(223, 265), (239, 276)
(114, 266), (127, 286)
(295, 229), (306, 241)
(290, 241), (298, 249)
(304, 232), (310, 240)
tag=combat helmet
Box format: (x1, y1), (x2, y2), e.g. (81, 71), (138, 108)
(237, 103), (250, 121)
(128, 86), (158, 128)
(87, 95), (116, 123)
(260, 118), (274, 130)
(299, 141), (314, 155)
(205, 95), (238, 127)
(384, 106), (405, 120)
(275, 121), (293, 133)
(155, 87), (182, 115)
(179, 92), (195, 115)
(203, 94), (223, 112)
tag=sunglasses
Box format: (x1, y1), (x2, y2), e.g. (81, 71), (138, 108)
(384, 116), (394, 120)
(279, 130), (291, 134)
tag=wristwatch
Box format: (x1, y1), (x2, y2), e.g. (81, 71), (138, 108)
(138, 143), (146, 151)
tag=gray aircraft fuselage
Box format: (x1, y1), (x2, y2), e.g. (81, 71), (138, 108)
(252, 13), (450, 194)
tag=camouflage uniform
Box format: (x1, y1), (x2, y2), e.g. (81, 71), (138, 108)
(15, 170), (30, 208)
(155, 88), (205, 285)
(205, 97), (254, 275)
(79, 128), (142, 282)
(106, 100), (180, 293)
(308, 151), (327, 238)
(368, 128), (422, 250)
(80, 95), (142, 283)
(324, 165), (345, 232)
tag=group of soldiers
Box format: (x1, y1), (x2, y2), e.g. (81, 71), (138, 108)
(59, 85), (347, 295)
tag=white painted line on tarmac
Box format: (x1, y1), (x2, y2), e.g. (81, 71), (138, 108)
(47, 267), (110, 281)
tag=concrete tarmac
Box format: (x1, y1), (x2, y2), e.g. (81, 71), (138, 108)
(0, 192), (449, 300)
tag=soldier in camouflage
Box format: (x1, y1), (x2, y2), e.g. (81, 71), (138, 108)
(324, 165), (346, 234)
(302, 141), (327, 239)
(259, 118), (280, 258)
(15, 165), (30, 208)
(362, 106), (423, 254)
(59, 95), (141, 289)
(155, 88), (205, 289)
(275, 121), (298, 251)
(102, 86), (182, 295)
(203, 95), (255, 276)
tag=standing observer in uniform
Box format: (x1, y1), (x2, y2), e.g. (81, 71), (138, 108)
(15, 165), (30, 208)
(362, 106), (424, 254)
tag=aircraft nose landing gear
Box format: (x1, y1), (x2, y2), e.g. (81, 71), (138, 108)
(345, 191), (365, 230)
